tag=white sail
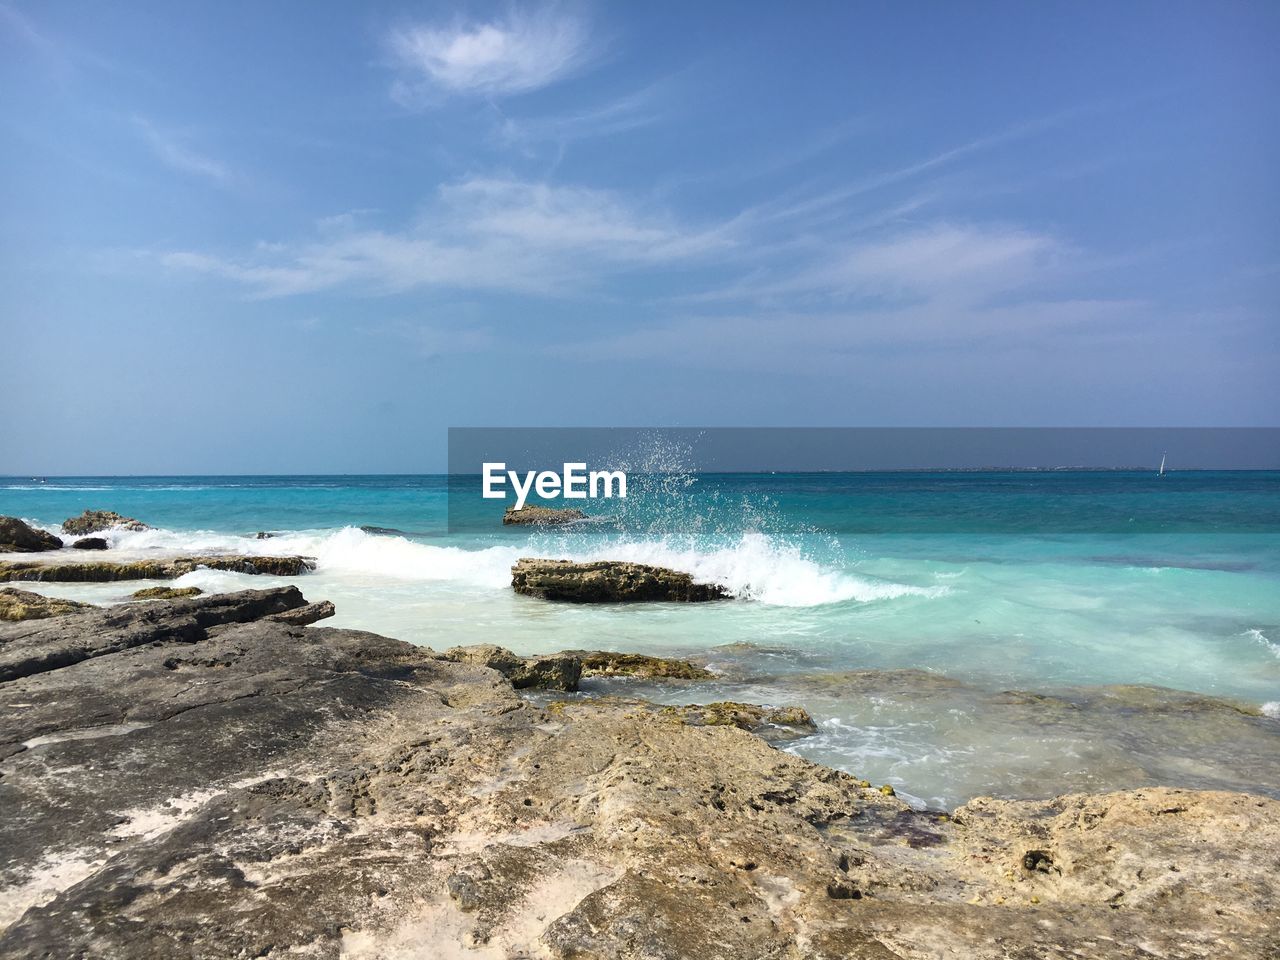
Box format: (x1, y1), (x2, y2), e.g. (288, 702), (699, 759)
(1158, 453), (1166, 476)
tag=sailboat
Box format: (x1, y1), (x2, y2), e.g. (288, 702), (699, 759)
(1158, 453), (1166, 477)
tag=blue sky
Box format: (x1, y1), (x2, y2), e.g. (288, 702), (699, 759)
(2, 1), (1277, 473)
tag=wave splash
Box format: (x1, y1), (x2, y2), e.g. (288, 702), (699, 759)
(99, 525), (939, 609)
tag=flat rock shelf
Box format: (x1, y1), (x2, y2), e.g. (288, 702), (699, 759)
(0, 588), (1277, 958)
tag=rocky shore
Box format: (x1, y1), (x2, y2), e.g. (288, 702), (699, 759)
(1, 589), (1277, 958)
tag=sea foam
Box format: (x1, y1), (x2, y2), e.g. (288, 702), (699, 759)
(105, 525), (937, 609)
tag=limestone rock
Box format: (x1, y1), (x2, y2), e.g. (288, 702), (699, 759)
(70, 537), (108, 551)
(512, 558), (730, 603)
(131, 586), (203, 600)
(0, 555), (315, 583)
(0, 517), (61, 553)
(1, 593), (1277, 958)
(571, 649), (713, 679)
(0, 588), (94, 622)
(60, 510), (150, 536)
(442, 643), (583, 691)
(503, 505), (587, 525)
(0, 586), (308, 682)
(267, 599), (336, 626)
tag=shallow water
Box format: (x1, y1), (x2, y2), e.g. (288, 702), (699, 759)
(4, 472), (1278, 809)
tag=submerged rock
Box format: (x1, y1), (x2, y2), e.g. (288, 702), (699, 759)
(0, 517), (61, 553)
(0, 555), (315, 583)
(442, 643), (582, 691)
(61, 510), (150, 536)
(130, 586), (203, 600)
(502, 506), (587, 525)
(0, 588), (94, 622)
(512, 558), (730, 603)
(70, 537), (108, 551)
(0, 595), (1278, 957)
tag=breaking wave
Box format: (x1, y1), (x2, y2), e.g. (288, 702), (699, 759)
(99, 525), (940, 609)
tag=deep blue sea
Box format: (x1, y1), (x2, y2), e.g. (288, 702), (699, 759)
(4, 471), (1279, 809)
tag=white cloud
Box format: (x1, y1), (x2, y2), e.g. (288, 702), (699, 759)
(133, 118), (229, 183)
(386, 8), (594, 101)
(158, 175), (736, 298)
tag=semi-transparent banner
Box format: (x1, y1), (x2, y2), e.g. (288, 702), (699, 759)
(446, 427), (1280, 534)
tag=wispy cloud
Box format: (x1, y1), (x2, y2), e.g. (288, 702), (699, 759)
(493, 84), (660, 150)
(133, 117), (230, 183)
(386, 7), (596, 103)
(157, 175), (735, 298)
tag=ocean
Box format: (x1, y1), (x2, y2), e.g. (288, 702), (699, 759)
(4, 471), (1279, 811)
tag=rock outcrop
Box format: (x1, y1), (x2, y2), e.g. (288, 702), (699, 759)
(0, 586), (308, 682)
(573, 648), (714, 679)
(0, 517), (61, 553)
(1, 592), (1277, 958)
(503, 506), (587, 525)
(60, 510), (150, 535)
(0, 588), (95, 622)
(441, 643), (583, 691)
(70, 537), (108, 551)
(512, 558), (731, 603)
(131, 586), (203, 600)
(0, 555), (315, 583)
(267, 599), (337, 626)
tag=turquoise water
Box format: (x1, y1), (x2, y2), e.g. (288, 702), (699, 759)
(4, 472), (1279, 809)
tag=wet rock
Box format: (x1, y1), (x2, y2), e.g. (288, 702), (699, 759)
(442, 644), (582, 691)
(70, 537), (108, 551)
(0, 517), (61, 553)
(131, 586), (204, 600)
(661, 701), (818, 741)
(512, 558), (730, 603)
(0, 555), (315, 583)
(502, 506), (587, 525)
(0, 588), (95, 622)
(255, 531), (276, 539)
(359, 525), (408, 536)
(571, 649), (714, 679)
(60, 510), (150, 536)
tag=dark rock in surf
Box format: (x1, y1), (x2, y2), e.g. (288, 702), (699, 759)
(0, 555), (315, 583)
(131, 586), (203, 600)
(502, 506), (587, 526)
(0, 517), (62, 553)
(70, 537), (109, 551)
(61, 510), (150, 536)
(512, 558), (730, 603)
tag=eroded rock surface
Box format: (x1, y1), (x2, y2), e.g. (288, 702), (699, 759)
(0, 588), (95, 622)
(502, 506), (587, 525)
(441, 643), (583, 691)
(60, 510), (150, 535)
(0, 593), (1277, 959)
(131, 586), (204, 600)
(513, 558), (731, 603)
(0, 517), (61, 553)
(0, 554), (315, 583)
(70, 537), (108, 551)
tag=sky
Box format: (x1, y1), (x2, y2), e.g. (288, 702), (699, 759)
(2, 0), (1277, 473)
